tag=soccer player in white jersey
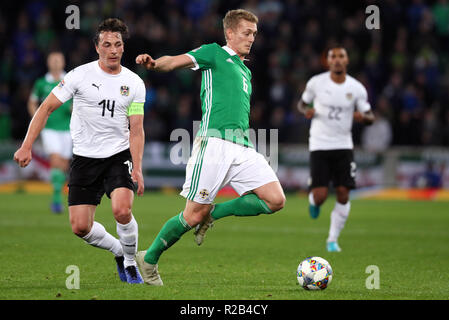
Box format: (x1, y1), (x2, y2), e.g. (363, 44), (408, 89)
(14, 19), (146, 283)
(297, 47), (375, 252)
(134, 9), (285, 286)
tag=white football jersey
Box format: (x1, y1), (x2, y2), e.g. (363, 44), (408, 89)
(52, 61), (146, 158)
(302, 71), (371, 151)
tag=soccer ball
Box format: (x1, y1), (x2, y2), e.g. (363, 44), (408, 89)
(297, 256), (333, 290)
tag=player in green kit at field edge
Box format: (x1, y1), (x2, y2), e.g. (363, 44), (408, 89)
(135, 9), (285, 285)
(28, 52), (72, 214)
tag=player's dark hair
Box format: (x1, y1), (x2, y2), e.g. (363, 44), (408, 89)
(93, 18), (129, 45)
(327, 45), (347, 56)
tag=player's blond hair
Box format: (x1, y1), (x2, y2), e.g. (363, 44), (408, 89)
(223, 9), (258, 40)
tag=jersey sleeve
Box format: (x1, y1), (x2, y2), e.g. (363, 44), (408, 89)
(51, 69), (79, 104)
(184, 43), (217, 71)
(128, 79), (146, 116)
(301, 77), (316, 104)
(356, 85), (371, 113)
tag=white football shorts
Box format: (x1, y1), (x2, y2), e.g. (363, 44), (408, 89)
(180, 137), (279, 204)
(41, 129), (73, 159)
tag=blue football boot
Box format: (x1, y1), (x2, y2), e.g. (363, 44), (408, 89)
(115, 256), (127, 282)
(51, 202), (63, 214)
(309, 204), (321, 219)
(125, 265), (144, 284)
(326, 241), (342, 252)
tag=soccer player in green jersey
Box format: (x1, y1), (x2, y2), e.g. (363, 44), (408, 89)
(135, 9), (285, 285)
(28, 52), (72, 214)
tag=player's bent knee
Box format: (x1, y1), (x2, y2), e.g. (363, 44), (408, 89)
(186, 215), (203, 227)
(267, 194), (286, 213)
(113, 207), (132, 224)
(183, 204), (211, 227)
(336, 193), (349, 204)
(314, 197), (326, 207)
(312, 191), (327, 206)
(186, 210), (209, 226)
(335, 187), (350, 204)
(336, 196), (349, 204)
(71, 223), (91, 238)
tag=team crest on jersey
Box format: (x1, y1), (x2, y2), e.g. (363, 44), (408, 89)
(120, 85), (130, 96)
(198, 189), (210, 200)
(346, 92), (353, 100)
(57, 80), (65, 88)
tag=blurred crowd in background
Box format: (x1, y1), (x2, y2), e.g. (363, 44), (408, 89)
(1, 0), (449, 152)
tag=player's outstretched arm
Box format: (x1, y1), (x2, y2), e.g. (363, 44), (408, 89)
(129, 114), (145, 196)
(297, 99), (315, 119)
(136, 53), (194, 72)
(14, 92), (63, 167)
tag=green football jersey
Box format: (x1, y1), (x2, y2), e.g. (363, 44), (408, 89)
(31, 73), (72, 131)
(187, 43), (253, 147)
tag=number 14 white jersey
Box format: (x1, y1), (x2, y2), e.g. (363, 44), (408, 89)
(301, 71), (371, 151)
(52, 60), (146, 158)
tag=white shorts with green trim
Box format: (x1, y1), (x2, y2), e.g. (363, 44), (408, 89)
(180, 137), (279, 204)
(41, 128), (73, 159)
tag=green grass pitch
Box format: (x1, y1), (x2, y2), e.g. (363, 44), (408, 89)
(0, 192), (448, 300)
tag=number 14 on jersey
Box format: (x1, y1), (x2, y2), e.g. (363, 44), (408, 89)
(99, 99), (115, 117)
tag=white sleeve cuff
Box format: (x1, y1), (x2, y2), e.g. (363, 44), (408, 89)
(357, 101), (371, 113)
(185, 53), (199, 71)
(301, 92), (313, 105)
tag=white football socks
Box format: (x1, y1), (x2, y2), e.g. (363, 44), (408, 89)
(327, 201), (351, 243)
(116, 215), (138, 268)
(82, 221), (123, 257)
(308, 192), (316, 206)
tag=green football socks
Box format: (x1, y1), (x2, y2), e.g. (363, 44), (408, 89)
(50, 168), (66, 204)
(211, 193), (273, 220)
(143, 194), (272, 264)
(144, 212), (192, 264)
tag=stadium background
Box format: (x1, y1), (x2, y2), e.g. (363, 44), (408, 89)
(0, 0), (448, 197)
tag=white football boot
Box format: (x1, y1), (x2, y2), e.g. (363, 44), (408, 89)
(135, 251), (163, 286)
